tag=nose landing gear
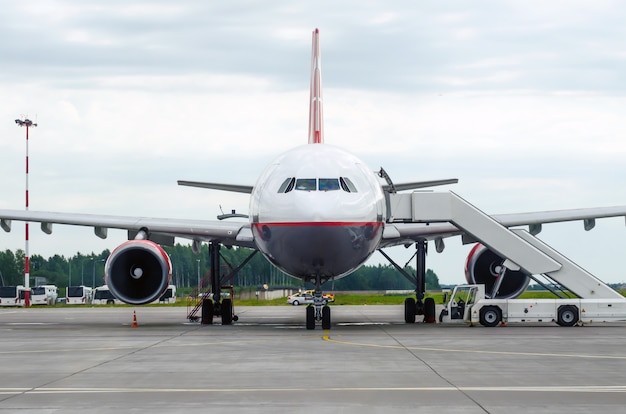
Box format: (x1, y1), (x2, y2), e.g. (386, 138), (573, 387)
(305, 273), (331, 330)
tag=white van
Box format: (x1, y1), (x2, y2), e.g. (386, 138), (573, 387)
(66, 286), (93, 305)
(31, 285), (58, 305)
(157, 285), (177, 304)
(92, 285), (122, 305)
(0, 285), (29, 306)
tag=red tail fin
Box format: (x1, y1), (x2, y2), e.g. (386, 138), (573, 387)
(308, 28), (324, 144)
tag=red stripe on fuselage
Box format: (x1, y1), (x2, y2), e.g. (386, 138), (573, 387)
(253, 222), (382, 228)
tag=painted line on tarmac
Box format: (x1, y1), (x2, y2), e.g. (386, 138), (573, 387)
(4, 322), (58, 326)
(2, 385), (626, 395)
(321, 335), (626, 360)
(0, 335), (308, 355)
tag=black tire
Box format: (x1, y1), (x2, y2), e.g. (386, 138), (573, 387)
(322, 306), (331, 330)
(221, 299), (233, 325)
(438, 309), (447, 323)
(423, 297), (436, 323)
(201, 298), (213, 325)
(557, 305), (578, 327)
(479, 306), (502, 327)
(292, 300), (300, 306)
(404, 298), (416, 324)
(306, 305), (315, 330)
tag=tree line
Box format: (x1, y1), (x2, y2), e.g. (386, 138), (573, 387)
(0, 244), (440, 291)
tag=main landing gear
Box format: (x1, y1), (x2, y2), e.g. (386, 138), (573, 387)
(305, 274), (331, 330)
(189, 241), (257, 325)
(379, 239), (436, 324)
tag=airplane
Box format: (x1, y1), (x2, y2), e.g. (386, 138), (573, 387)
(2, 28), (626, 329)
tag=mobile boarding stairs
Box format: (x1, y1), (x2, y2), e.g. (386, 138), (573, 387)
(385, 191), (625, 304)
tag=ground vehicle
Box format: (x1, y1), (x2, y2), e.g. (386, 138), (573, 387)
(440, 284), (626, 327)
(157, 285), (177, 303)
(304, 290), (335, 302)
(92, 285), (122, 305)
(0, 285), (29, 306)
(287, 291), (329, 306)
(31, 285), (58, 305)
(66, 285), (93, 305)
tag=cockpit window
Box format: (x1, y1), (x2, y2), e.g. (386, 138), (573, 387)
(340, 177), (358, 193)
(279, 177), (358, 193)
(278, 177), (295, 193)
(295, 178), (317, 191)
(318, 178), (340, 191)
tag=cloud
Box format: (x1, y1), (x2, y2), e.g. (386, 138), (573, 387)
(1, 1), (625, 284)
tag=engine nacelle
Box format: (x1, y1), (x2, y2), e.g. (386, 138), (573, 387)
(465, 244), (530, 299)
(105, 240), (172, 305)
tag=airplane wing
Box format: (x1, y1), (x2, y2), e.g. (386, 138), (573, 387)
(0, 209), (254, 248)
(3, 204), (624, 250)
(177, 180), (253, 194)
(380, 205), (626, 249)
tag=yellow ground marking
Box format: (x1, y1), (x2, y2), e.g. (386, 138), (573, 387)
(322, 334), (626, 360)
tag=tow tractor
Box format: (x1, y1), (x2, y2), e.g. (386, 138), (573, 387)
(439, 285), (478, 325)
(439, 284), (626, 327)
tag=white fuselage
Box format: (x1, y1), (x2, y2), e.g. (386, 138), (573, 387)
(249, 144), (386, 282)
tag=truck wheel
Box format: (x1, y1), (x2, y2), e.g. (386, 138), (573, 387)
(404, 298), (416, 324)
(557, 305), (578, 327)
(479, 306), (502, 327)
(439, 308), (448, 323)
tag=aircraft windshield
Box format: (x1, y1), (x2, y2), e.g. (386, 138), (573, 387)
(295, 179), (316, 191)
(318, 178), (340, 191)
(278, 177), (357, 193)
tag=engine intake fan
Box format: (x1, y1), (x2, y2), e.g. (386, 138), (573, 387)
(105, 240), (172, 305)
(465, 244), (530, 299)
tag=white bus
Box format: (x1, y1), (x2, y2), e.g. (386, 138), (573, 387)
(31, 285), (58, 305)
(157, 285), (177, 304)
(66, 285), (93, 305)
(0, 285), (30, 307)
(92, 285), (122, 305)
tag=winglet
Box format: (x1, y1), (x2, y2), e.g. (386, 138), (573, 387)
(308, 28), (324, 144)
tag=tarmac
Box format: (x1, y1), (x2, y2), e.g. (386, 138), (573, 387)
(1, 305), (626, 413)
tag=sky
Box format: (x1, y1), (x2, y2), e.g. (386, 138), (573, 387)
(1, 1), (625, 285)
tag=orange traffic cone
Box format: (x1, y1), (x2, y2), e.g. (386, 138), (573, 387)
(132, 311), (138, 328)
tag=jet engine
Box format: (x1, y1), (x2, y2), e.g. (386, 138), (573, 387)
(465, 244), (530, 299)
(105, 240), (172, 305)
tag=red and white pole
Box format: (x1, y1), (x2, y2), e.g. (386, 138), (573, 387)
(15, 118), (37, 307)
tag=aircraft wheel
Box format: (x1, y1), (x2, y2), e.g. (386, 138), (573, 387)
(201, 298), (214, 325)
(557, 305), (578, 327)
(479, 306), (502, 327)
(322, 305), (331, 330)
(306, 305), (315, 330)
(404, 298), (416, 324)
(221, 299), (233, 325)
(423, 297), (436, 323)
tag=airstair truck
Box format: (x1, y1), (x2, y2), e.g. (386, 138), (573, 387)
(439, 284), (626, 327)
